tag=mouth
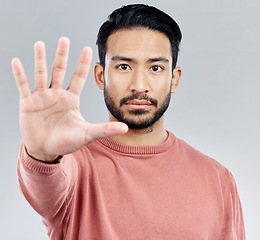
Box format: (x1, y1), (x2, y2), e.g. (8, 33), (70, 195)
(124, 99), (153, 110)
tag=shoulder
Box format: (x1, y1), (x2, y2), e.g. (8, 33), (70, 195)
(171, 133), (231, 178)
(172, 135), (240, 194)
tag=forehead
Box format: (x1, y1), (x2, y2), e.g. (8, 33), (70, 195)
(106, 28), (172, 61)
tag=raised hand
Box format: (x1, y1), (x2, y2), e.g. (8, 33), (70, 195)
(11, 37), (128, 162)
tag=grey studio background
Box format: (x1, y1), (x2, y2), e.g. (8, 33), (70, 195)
(0, 0), (259, 239)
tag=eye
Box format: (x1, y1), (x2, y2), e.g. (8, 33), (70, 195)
(150, 65), (164, 72)
(116, 64), (131, 71)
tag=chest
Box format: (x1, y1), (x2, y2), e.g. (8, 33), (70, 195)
(79, 156), (224, 239)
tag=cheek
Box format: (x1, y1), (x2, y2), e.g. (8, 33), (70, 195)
(104, 83), (121, 106)
(106, 71), (130, 96)
(151, 78), (172, 98)
(106, 68), (120, 88)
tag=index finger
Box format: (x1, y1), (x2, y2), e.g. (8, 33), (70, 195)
(68, 46), (92, 95)
(11, 58), (32, 98)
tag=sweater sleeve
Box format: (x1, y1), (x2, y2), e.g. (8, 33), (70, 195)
(220, 171), (246, 240)
(17, 143), (78, 228)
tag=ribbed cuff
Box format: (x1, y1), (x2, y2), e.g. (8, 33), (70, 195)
(20, 143), (62, 173)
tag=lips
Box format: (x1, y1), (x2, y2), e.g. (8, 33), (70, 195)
(125, 100), (152, 106)
(124, 99), (153, 110)
(120, 93), (158, 108)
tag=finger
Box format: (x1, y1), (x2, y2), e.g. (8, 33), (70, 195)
(84, 122), (128, 144)
(11, 58), (32, 98)
(34, 41), (48, 90)
(50, 36), (70, 89)
(68, 46), (92, 95)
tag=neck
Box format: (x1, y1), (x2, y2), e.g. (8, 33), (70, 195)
(109, 116), (168, 146)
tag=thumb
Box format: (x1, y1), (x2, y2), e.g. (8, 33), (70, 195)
(84, 121), (128, 144)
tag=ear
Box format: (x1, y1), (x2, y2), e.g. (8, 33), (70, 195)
(94, 62), (105, 90)
(171, 67), (182, 93)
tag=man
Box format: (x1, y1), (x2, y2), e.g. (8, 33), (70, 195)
(12, 4), (245, 240)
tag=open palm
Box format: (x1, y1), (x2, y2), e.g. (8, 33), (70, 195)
(11, 37), (127, 162)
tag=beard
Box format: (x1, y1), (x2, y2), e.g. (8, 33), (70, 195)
(104, 84), (171, 130)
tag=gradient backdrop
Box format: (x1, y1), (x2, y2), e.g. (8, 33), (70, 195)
(0, 0), (259, 239)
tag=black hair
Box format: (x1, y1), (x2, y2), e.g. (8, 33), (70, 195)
(96, 4), (182, 70)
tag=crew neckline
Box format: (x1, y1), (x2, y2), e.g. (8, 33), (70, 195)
(98, 131), (176, 155)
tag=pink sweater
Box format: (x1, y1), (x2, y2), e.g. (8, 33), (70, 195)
(17, 132), (245, 240)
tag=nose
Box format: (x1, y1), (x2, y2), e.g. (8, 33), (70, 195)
(131, 69), (149, 93)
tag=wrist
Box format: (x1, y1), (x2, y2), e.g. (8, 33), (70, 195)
(26, 148), (60, 163)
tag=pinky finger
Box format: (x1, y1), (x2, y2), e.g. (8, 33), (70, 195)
(11, 58), (32, 98)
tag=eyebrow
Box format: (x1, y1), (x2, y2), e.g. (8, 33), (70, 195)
(147, 57), (169, 63)
(111, 56), (169, 64)
(111, 56), (136, 63)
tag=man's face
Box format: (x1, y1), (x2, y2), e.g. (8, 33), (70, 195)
(96, 28), (179, 130)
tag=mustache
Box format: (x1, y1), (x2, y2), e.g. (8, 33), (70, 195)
(120, 93), (158, 107)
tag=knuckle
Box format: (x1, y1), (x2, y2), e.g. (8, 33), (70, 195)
(18, 79), (28, 87)
(35, 71), (48, 76)
(79, 60), (91, 66)
(15, 71), (24, 78)
(73, 71), (85, 80)
(56, 51), (67, 57)
(35, 55), (46, 60)
(53, 65), (65, 73)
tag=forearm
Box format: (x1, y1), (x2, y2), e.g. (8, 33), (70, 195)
(17, 143), (78, 226)
(219, 171), (246, 239)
